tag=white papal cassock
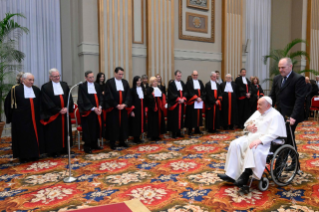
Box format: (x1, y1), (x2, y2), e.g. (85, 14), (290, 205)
(224, 107), (287, 180)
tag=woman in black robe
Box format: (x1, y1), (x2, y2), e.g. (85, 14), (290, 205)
(146, 76), (166, 141)
(250, 76), (264, 114)
(129, 76), (147, 143)
(156, 74), (166, 94)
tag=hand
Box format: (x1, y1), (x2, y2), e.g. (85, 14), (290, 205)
(131, 111), (135, 117)
(247, 124), (257, 133)
(249, 139), (262, 149)
(197, 97), (202, 102)
(246, 93), (251, 98)
(60, 108), (67, 114)
(289, 117), (296, 125)
(102, 91), (105, 95)
(215, 101), (219, 105)
(94, 107), (101, 115)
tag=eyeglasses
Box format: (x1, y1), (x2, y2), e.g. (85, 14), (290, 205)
(51, 75), (60, 78)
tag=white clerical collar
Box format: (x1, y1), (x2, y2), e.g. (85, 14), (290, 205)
(261, 107), (272, 116)
(242, 76), (247, 84)
(224, 82), (233, 92)
(87, 82), (97, 94)
(193, 79), (200, 89)
(24, 84), (36, 98)
(210, 80), (217, 90)
(175, 80), (183, 91)
(136, 86), (144, 99)
(52, 81), (64, 95)
(115, 78), (124, 91)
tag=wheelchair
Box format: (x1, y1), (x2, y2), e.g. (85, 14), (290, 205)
(239, 121), (301, 194)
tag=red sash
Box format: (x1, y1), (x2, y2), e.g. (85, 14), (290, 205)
(141, 99), (144, 133)
(168, 90), (186, 129)
(153, 93), (166, 133)
(94, 94), (102, 138)
(30, 98), (39, 155)
(228, 92), (232, 125)
(206, 90), (221, 130)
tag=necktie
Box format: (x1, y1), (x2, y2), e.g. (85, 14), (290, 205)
(281, 77), (287, 87)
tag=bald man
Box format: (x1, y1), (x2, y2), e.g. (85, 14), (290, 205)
(185, 70), (205, 135)
(269, 57), (306, 150)
(305, 77), (312, 120)
(4, 73), (44, 163)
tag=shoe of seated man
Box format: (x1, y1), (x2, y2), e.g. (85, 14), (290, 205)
(234, 168), (252, 187)
(217, 174), (235, 183)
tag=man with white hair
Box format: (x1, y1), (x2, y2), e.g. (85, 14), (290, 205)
(218, 74), (239, 130)
(40, 68), (74, 157)
(204, 72), (222, 133)
(4, 73), (44, 163)
(218, 96), (287, 187)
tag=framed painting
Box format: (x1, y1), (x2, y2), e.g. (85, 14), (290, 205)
(179, 0), (214, 42)
(185, 12), (208, 33)
(187, 0), (209, 10)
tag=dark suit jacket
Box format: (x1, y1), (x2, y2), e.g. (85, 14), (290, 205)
(269, 71), (306, 123)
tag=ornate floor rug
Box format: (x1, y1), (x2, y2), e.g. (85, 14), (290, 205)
(0, 120), (319, 212)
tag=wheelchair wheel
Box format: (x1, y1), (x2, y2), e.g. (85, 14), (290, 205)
(270, 144), (298, 186)
(258, 177), (269, 191)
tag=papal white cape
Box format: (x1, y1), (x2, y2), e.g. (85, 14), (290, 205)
(224, 107), (287, 180)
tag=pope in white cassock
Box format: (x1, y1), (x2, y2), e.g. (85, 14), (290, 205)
(218, 96), (287, 187)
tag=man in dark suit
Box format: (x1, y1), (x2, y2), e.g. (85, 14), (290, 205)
(77, 71), (103, 153)
(269, 57), (306, 148)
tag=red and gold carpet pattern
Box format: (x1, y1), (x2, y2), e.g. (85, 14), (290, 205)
(0, 121), (319, 211)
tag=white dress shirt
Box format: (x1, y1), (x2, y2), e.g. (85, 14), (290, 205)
(52, 81), (64, 95)
(24, 84), (36, 98)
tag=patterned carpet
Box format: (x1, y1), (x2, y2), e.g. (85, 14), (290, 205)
(1, 120), (319, 212)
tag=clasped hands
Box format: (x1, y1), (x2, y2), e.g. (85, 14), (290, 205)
(116, 104), (126, 111)
(247, 124), (262, 149)
(178, 98), (185, 104)
(94, 107), (102, 115)
(60, 107), (68, 114)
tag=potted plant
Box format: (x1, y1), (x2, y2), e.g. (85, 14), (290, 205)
(263, 38), (318, 82)
(0, 13), (29, 138)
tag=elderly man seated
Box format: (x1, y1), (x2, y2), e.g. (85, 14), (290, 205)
(218, 96), (287, 187)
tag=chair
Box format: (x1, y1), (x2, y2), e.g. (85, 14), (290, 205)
(70, 103), (78, 125)
(74, 108), (82, 150)
(310, 96), (319, 121)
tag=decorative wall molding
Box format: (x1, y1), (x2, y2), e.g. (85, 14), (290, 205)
(77, 43), (100, 56)
(132, 45), (147, 58)
(174, 49), (222, 62)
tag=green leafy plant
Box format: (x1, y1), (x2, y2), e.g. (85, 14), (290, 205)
(263, 38), (318, 82)
(0, 13), (29, 121)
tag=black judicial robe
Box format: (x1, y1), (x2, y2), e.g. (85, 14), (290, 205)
(129, 87), (147, 137)
(77, 82), (103, 150)
(250, 83), (264, 114)
(146, 87), (166, 138)
(204, 81), (222, 132)
(235, 76), (251, 127)
(219, 82), (239, 127)
(4, 84), (44, 159)
(40, 81), (74, 154)
(185, 79), (205, 129)
(158, 84), (166, 94)
(105, 78), (132, 141)
(167, 80), (187, 132)
(142, 83), (149, 95)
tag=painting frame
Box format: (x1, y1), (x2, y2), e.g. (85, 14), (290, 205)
(185, 12), (208, 33)
(187, 0), (209, 10)
(179, 0), (215, 43)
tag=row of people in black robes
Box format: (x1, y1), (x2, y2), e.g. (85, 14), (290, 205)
(5, 70), (73, 163)
(5, 67), (264, 162)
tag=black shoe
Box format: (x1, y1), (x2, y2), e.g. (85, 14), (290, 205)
(217, 174), (235, 183)
(19, 158), (29, 163)
(177, 133), (184, 138)
(84, 149), (92, 154)
(110, 144), (116, 150)
(119, 142), (129, 148)
(234, 169), (252, 187)
(171, 133), (177, 139)
(92, 146), (103, 150)
(188, 129), (193, 135)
